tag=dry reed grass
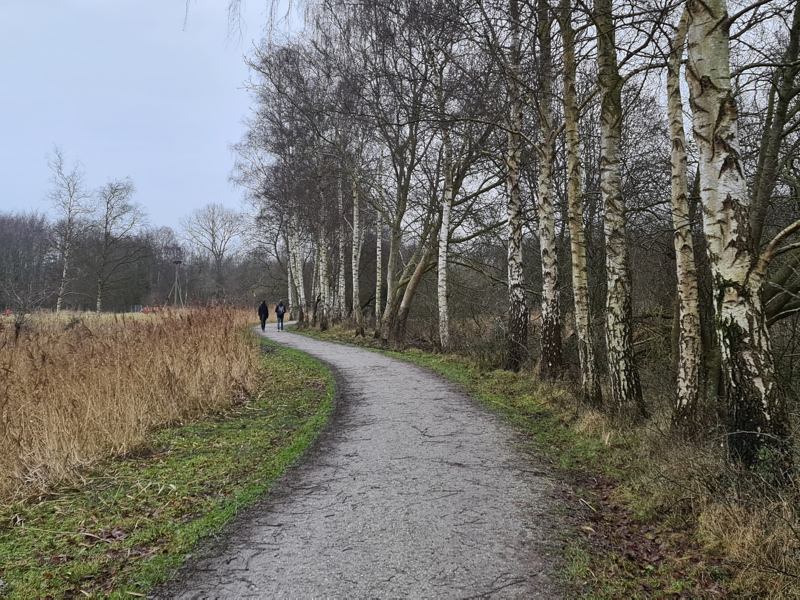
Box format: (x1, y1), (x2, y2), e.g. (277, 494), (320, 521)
(699, 498), (800, 597)
(0, 308), (260, 501)
(599, 406), (800, 596)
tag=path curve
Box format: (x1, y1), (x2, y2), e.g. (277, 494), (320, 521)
(157, 327), (562, 599)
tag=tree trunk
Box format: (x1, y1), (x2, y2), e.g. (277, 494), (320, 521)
(437, 117), (454, 351)
(595, 0), (646, 417)
(56, 244), (70, 313)
(214, 256), (225, 302)
(559, 0), (602, 405)
(95, 278), (103, 313)
(394, 243), (436, 344)
(535, 0), (562, 379)
(351, 182), (364, 335)
(335, 175), (348, 322)
(504, 0), (529, 372)
(382, 196), (404, 331)
(668, 11), (702, 428)
(290, 224), (306, 324)
(375, 212), (383, 336)
(310, 249), (319, 327)
(686, 0), (790, 472)
(287, 255), (298, 321)
(317, 231), (330, 331)
(380, 235), (406, 343)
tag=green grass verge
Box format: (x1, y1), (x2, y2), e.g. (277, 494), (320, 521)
(294, 325), (728, 598)
(0, 340), (334, 599)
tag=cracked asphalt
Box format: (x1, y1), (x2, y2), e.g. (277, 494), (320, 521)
(155, 326), (562, 599)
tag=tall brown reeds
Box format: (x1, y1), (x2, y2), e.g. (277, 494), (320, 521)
(0, 308), (260, 501)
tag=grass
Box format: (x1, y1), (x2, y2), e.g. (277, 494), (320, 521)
(0, 339), (334, 599)
(0, 308), (259, 500)
(294, 325), (734, 598)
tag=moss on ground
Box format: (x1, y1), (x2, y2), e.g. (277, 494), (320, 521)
(0, 340), (333, 599)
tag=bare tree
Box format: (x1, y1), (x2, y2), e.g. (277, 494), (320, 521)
(92, 179), (144, 312)
(48, 148), (92, 312)
(182, 204), (245, 300)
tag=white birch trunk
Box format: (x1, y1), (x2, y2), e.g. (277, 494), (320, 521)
(336, 176), (348, 322)
(375, 212), (383, 333)
(289, 222), (307, 322)
(287, 264), (296, 319)
(535, 0), (562, 379)
(596, 0), (646, 417)
(310, 246), (320, 326)
(559, 0), (602, 405)
(686, 0), (789, 468)
(505, 0), (528, 371)
(668, 11), (702, 427)
(317, 230), (330, 330)
(351, 182), (364, 334)
(56, 244), (70, 313)
(437, 122), (454, 351)
(95, 278), (103, 313)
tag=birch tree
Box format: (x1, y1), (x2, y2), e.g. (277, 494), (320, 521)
(504, 0), (529, 371)
(334, 175), (348, 323)
(437, 145), (455, 350)
(595, 0), (645, 416)
(685, 0), (790, 469)
(48, 149), (91, 313)
(558, 0), (602, 405)
(667, 11), (702, 427)
(351, 179), (365, 335)
(534, 0), (563, 379)
(375, 211), (383, 333)
(288, 214), (307, 322)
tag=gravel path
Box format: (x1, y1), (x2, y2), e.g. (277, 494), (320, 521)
(157, 327), (562, 599)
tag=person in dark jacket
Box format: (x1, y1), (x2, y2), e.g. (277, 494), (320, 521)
(258, 300), (269, 331)
(275, 300), (286, 331)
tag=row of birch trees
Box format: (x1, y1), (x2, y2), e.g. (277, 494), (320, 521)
(235, 0), (800, 478)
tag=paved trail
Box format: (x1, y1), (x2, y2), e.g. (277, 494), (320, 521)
(158, 327), (562, 599)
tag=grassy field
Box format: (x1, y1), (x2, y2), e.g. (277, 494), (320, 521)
(0, 330), (334, 598)
(294, 325), (741, 598)
(0, 308), (260, 500)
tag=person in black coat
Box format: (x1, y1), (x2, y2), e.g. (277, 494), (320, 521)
(258, 300), (269, 331)
(275, 300), (286, 331)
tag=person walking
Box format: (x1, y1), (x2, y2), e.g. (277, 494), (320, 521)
(275, 300), (286, 331)
(258, 300), (269, 332)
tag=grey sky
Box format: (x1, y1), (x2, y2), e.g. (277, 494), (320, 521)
(0, 1), (296, 228)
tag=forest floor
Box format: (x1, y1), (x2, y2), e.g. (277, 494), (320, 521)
(158, 326), (564, 598)
(0, 339), (333, 599)
(294, 325), (732, 599)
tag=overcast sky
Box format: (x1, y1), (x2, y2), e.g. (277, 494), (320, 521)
(0, 1), (298, 228)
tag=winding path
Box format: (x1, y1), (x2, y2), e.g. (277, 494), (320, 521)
(158, 327), (562, 599)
